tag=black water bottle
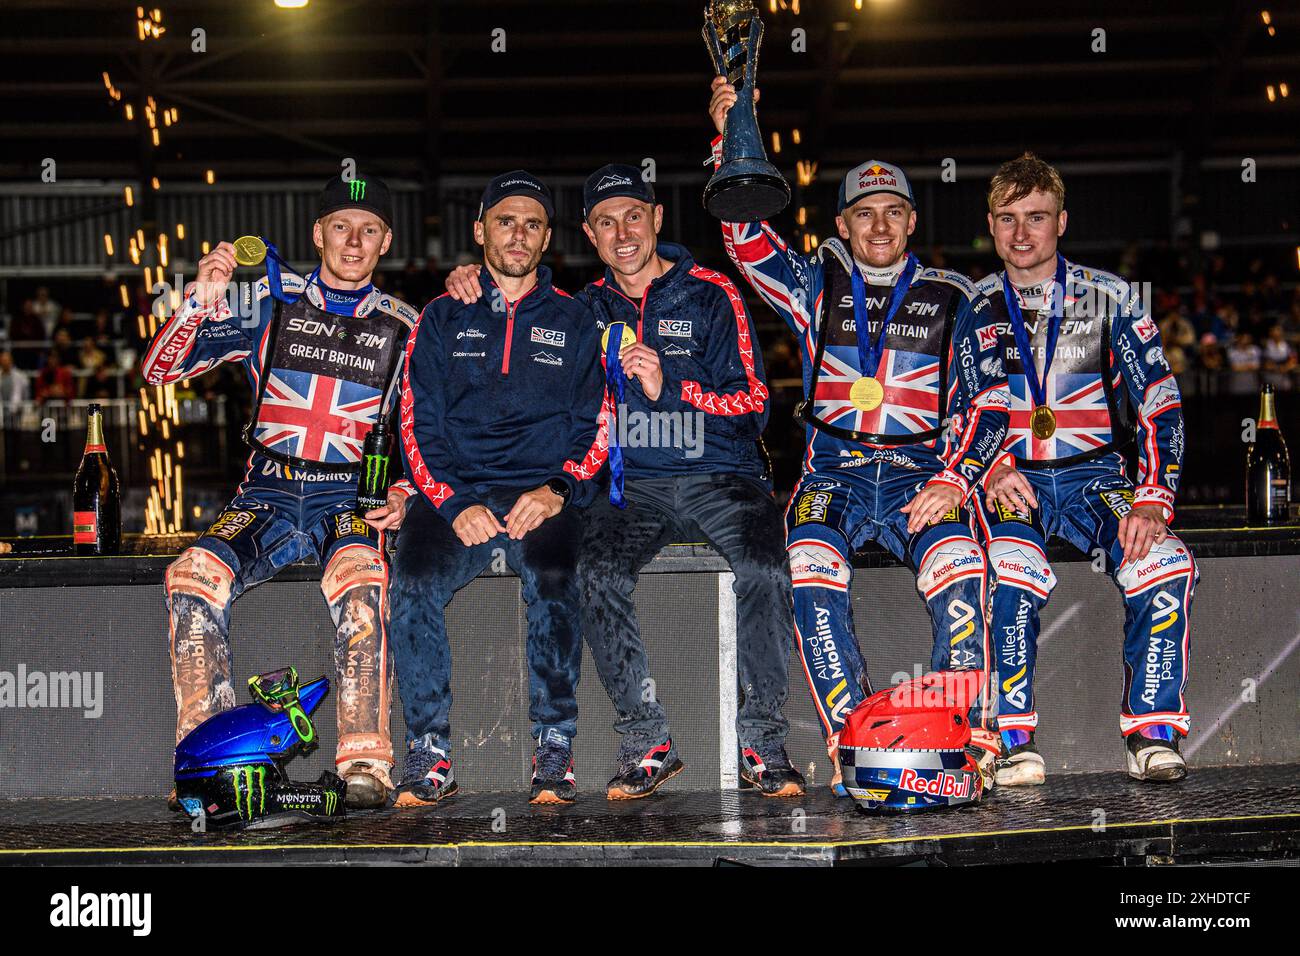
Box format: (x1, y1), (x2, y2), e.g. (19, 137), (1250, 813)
(356, 421), (393, 513)
(72, 403), (121, 554)
(1246, 383), (1291, 525)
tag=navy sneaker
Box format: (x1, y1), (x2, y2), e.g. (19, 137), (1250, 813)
(391, 734), (458, 807)
(531, 729), (577, 805)
(740, 745), (806, 797)
(1125, 725), (1187, 782)
(606, 738), (684, 800)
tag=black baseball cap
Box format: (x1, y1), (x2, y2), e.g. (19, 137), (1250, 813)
(583, 163), (656, 220)
(477, 170), (555, 223)
(317, 174), (394, 228)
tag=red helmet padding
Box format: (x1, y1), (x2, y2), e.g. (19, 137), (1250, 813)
(841, 670), (983, 751)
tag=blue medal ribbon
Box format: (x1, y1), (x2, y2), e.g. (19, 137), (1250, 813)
(262, 239), (315, 305)
(850, 253), (918, 378)
(1001, 254), (1067, 410)
(604, 322), (629, 509)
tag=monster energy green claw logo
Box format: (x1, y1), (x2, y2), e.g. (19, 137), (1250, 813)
(364, 452), (389, 493)
(228, 765), (268, 819)
(325, 790), (338, 815)
(349, 179), (367, 202)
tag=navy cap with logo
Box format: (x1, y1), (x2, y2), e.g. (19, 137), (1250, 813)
(478, 170), (555, 223)
(317, 174), (394, 228)
(838, 160), (917, 213)
(583, 163), (656, 220)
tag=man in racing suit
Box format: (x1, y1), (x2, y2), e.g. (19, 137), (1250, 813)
(974, 153), (1195, 785)
(144, 174), (418, 808)
(444, 164), (804, 799)
(390, 171), (604, 807)
(710, 77), (1010, 794)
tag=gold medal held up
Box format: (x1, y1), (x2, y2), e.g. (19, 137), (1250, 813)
(601, 323), (637, 353)
(232, 235), (267, 267)
(850, 376), (884, 412)
(1030, 404), (1057, 439)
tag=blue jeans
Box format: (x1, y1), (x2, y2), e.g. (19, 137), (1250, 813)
(388, 490), (585, 753)
(577, 473), (793, 753)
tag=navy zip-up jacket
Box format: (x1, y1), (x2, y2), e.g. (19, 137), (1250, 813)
(584, 242), (771, 482)
(399, 264), (605, 522)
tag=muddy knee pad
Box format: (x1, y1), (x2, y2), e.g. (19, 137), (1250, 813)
(322, 544), (393, 767)
(165, 547), (237, 742)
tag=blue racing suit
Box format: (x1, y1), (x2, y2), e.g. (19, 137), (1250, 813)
(719, 195), (1009, 742)
(972, 259), (1195, 741)
(143, 270), (418, 774)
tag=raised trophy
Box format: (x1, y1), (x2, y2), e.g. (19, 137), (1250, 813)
(702, 0), (790, 222)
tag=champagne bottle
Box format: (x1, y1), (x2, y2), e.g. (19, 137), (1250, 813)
(1246, 384), (1291, 525)
(72, 403), (121, 554)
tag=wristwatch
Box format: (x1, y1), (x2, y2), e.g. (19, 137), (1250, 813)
(545, 478), (571, 505)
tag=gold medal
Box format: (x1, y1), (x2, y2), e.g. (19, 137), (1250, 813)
(1030, 404), (1057, 439)
(232, 235), (267, 267)
(850, 376), (884, 412)
(601, 323), (637, 353)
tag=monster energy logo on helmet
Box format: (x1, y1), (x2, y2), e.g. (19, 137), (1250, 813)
(228, 765), (268, 820)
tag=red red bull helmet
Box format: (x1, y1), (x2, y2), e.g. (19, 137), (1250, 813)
(838, 670), (985, 812)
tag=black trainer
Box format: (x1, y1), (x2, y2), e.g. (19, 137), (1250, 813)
(740, 745), (806, 797)
(530, 729), (577, 804)
(391, 734), (458, 807)
(606, 738), (684, 800)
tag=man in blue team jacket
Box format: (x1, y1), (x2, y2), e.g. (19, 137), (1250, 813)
(389, 171), (605, 807)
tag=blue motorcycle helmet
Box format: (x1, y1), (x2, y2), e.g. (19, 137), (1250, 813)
(174, 666), (347, 829)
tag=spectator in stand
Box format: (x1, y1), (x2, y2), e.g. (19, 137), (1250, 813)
(30, 287), (61, 338)
(1226, 331), (1262, 396)
(1160, 310), (1196, 354)
(91, 310), (117, 364)
(33, 351), (75, 403)
(51, 328), (77, 367)
(1262, 325), (1297, 392)
(1158, 314), (1192, 383)
(81, 361), (116, 400)
(0, 350), (30, 405)
(1260, 274), (1286, 316)
(78, 337), (107, 375)
(1197, 334), (1224, 397)
(8, 301), (45, 370)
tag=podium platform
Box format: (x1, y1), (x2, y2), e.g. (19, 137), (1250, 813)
(2, 764), (1297, 866)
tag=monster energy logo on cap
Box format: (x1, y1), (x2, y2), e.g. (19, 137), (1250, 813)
(228, 765), (268, 820)
(349, 179), (367, 201)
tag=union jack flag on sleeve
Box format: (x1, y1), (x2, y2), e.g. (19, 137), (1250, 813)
(142, 284), (266, 387)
